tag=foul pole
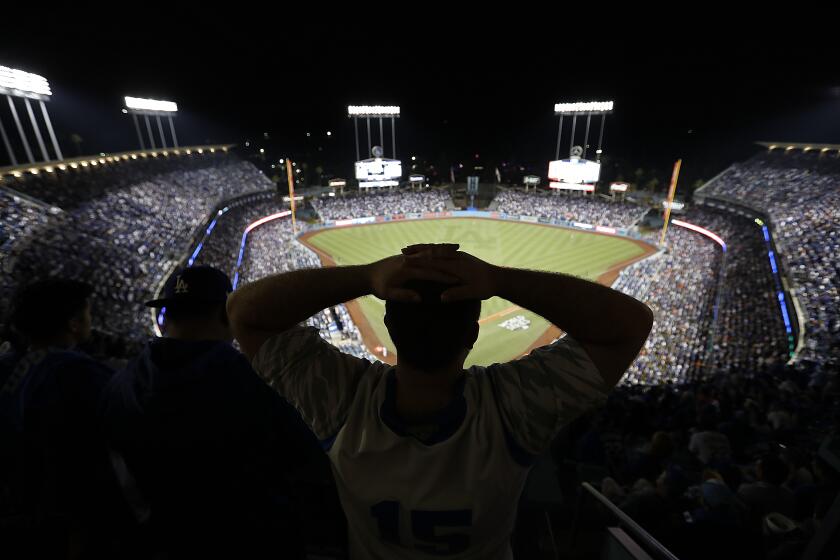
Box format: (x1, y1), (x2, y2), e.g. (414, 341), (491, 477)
(286, 159), (297, 234)
(659, 159), (682, 247)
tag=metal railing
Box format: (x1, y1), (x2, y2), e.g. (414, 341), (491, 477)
(576, 482), (680, 560)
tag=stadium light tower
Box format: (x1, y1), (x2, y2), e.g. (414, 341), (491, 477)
(553, 101), (614, 161)
(0, 65), (63, 165)
(348, 105), (400, 160)
(124, 96), (179, 150)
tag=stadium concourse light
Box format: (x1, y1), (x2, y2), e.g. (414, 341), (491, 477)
(347, 105), (400, 162)
(0, 65), (63, 166)
(123, 96), (179, 151)
(553, 100), (614, 161)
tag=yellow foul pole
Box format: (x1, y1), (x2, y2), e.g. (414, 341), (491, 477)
(659, 159), (682, 247)
(285, 159), (297, 234)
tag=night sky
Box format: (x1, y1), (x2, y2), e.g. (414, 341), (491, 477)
(2, 13), (839, 188)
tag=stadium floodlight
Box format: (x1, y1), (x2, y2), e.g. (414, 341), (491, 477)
(0, 66), (51, 98)
(348, 105), (400, 117)
(348, 104), (400, 162)
(0, 65), (62, 165)
(554, 101), (614, 115)
(124, 96), (179, 150)
(553, 100), (614, 162)
(124, 96), (178, 112)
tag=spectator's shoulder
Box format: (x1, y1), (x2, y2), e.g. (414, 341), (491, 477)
(53, 349), (113, 378)
(490, 334), (602, 379)
(252, 326), (325, 369)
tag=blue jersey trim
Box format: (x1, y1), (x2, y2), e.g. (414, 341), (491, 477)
(379, 370), (467, 445)
(320, 430), (340, 451)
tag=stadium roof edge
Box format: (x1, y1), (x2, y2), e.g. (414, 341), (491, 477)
(0, 144), (236, 179)
(757, 141), (840, 153)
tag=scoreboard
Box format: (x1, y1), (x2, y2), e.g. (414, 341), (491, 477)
(548, 158), (601, 185)
(355, 158), (402, 181)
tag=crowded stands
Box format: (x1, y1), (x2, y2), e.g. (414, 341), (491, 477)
(689, 207), (791, 375)
(190, 192), (281, 280)
(310, 189), (449, 221)
(494, 189), (645, 228)
(236, 216), (375, 361)
(611, 225), (721, 385)
(553, 352), (840, 560)
(700, 150), (840, 367)
(1, 153), (274, 356)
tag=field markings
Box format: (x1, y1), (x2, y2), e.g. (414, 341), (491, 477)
(478, 304), (521, 325)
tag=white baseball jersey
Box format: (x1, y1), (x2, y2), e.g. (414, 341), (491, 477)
(253, 326), (609, 559)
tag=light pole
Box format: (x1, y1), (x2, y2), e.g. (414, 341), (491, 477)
(124, 96), (179, 150)
(348, 105), (400, 159)
(550, 101), (615, 193)
(348, 106), (402, 191)
(553, 101), (614, 159)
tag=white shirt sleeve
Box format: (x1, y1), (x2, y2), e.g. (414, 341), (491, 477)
(251, 326), (377, 440)
(485, 335), (611, 456)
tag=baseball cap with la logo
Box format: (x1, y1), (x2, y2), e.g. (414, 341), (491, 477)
(145, 265), (233, 308)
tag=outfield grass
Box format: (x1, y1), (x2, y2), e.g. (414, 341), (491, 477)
(303, 218), (648, 367)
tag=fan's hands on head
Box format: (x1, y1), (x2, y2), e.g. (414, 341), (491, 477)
(403, 248), (500, 302)
(367, 252), (459, 302)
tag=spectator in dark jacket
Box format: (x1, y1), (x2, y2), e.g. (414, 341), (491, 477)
(100, 266), (325, 558)
(0, 279), (116, 559)
(738, 452), (796, 522)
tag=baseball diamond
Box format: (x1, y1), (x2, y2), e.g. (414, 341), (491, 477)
(300, 217), (656, 367)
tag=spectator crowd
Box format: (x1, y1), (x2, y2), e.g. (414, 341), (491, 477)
(0, 149), (837, 559)
(701, 150), (840, 367)
(493, 189), (645, 228)
(310, 189), (449, 221)
(1, 154), (274, 357)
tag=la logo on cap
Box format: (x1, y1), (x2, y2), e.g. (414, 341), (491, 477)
(174, 277), (189, 294)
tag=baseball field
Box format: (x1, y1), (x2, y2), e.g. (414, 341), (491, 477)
(300, 218), (655, 367)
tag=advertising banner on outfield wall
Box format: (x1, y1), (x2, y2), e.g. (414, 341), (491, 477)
(452, 210), (493, 219)
(334, 216), (376, 227)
